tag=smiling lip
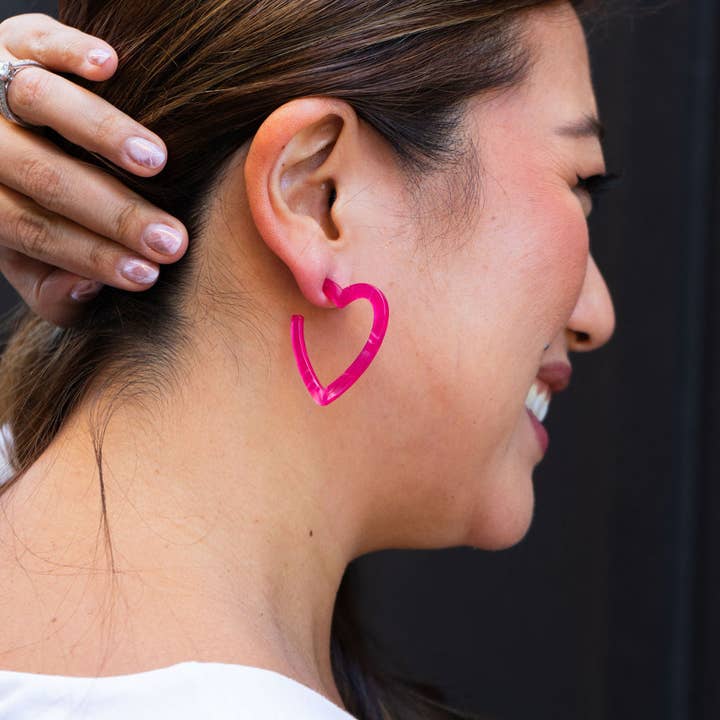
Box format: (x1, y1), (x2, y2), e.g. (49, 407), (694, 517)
(526, 361), (571, 456)
(537, 362), (572, 393)
(527, 408), (549, 454)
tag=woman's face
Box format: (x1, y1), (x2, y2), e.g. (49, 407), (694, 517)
(325, 2), (615, 552)
(233, 1), (614, 556)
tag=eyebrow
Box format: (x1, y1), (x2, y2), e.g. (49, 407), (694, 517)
(555, 113), (606, 142)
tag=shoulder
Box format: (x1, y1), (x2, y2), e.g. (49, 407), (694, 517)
(0, 661), (357, 719)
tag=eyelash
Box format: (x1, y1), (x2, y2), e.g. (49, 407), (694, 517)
(575, 171), (624, 206)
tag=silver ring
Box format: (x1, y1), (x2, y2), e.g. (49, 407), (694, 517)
(0, 59), (47, 128)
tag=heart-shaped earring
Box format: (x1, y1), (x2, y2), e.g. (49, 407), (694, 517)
(290, 278), (390, 406)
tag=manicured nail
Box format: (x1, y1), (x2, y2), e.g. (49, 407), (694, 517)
(87, 48), (112, 66)
(124, 137), (166, 169)
(70, 280), (103, 302)
(120, 258), (159, 285)
(142, 223), (183, 255)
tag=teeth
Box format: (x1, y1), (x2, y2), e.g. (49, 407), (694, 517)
(525, 381), (550, 423)
(537, 396), (549, 422)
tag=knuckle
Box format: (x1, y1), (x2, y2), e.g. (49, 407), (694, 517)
(18, 157), (65, 207)
(58, 38), (82, 66)
(86, 240), (107, 273)
(12, 208), (52, 258)
(25, 24), (53, 57)
(113, 197), (143, 241)
(56, 31), (92, 67)
(92, 111), (122, 146)
(10, 68), (50, 112)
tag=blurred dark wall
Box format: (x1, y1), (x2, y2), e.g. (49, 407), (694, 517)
(1, 0), (48, 17)
(0, 2), (717, 720)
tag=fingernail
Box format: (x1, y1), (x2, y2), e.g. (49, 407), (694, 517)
(120, 258), (159, 285)
(70, 280), (104, 302)
(87, 48), (112, 66)
(124, 137), (166, 169)
(142, 223), (183, 255)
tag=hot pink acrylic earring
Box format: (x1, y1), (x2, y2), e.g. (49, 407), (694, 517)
(290, 278), (390, 406)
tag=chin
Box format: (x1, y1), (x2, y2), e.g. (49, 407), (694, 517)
(465, 471), (536, 551)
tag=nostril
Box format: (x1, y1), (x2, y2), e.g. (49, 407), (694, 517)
(574, 330), (591, 343)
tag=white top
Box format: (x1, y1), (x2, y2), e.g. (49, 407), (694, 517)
(0, 421), (14, 485)
(0, 660), (357, 719)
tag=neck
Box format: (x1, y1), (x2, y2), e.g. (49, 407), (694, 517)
(0, 320), (367, 712)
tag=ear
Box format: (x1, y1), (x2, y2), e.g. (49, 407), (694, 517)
(245, 98), (360, 309)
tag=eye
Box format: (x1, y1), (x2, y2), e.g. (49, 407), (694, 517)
(575, 170), (624, 208)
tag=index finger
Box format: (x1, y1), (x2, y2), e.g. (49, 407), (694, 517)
(1, 13), (118, 81)
(6, 64), (169, 177)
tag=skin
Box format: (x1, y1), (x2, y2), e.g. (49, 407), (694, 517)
(0, 2), (614, 713)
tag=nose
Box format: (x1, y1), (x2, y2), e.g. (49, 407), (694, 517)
(565, 254), (615, 352)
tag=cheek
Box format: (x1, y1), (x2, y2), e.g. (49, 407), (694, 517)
(353, 189), (589, 545)
(376, 189), (590, 429)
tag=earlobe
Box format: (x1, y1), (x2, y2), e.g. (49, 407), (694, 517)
(244, 99), (358, 309)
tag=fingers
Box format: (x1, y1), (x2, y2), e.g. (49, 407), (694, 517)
(0, 128), (188, 271)
(1, 13), (169, 179)
(4, 63), (169, 179)
(0, 12), (188, 327)
(0, 13), (117, 81)
(0, 183), (173, 295)
(0, 246), (101, 327)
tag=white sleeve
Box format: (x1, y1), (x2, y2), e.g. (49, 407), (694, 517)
(0, 421), (15, 486)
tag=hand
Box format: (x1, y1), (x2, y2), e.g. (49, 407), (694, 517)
(0, 13), (188, 327)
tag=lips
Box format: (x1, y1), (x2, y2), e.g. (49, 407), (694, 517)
(527, 408), (549, 454)
(524, 361), (572, 456)
(536, 362), (572, 393)
(525, 362), (572, 423)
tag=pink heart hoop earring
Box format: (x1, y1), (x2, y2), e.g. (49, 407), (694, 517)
(290, 278), (390, 406)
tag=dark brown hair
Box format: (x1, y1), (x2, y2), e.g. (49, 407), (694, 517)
(0, 1), (591, 717)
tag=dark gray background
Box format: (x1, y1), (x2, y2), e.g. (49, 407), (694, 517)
(1, 2), (718, 719)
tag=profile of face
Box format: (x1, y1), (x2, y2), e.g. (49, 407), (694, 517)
(203, 1), (615, 557)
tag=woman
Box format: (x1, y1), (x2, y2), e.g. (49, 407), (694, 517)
(0, 1), (616, 718)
